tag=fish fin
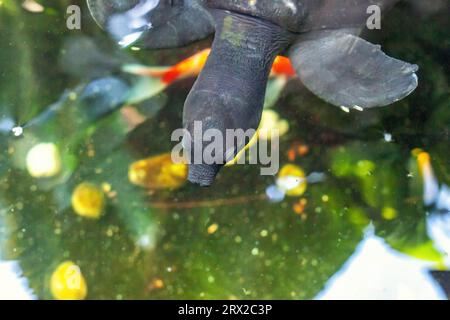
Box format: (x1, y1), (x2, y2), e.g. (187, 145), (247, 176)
(122, 64), (171, 77)
(271, 56), (296, 78)
(289, 31), (419, 109)
(126, 77), (167, 105)
(264, 77), (288, 109)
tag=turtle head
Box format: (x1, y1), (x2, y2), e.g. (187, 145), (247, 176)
(183, 9), (294, 186)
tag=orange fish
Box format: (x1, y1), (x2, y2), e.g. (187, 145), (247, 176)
(124, 48), (296, 86)
(414, 149), (440, 206)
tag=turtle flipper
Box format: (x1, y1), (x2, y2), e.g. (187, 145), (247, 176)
(87, 0), (214, 48)
(289, 31), (419, 109)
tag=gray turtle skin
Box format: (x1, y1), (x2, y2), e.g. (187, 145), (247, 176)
(87, 0), (419, 186)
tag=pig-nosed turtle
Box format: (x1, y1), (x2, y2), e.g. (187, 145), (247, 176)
(87, 0), (419, 186)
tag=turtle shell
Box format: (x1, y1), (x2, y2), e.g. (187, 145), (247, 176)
(87, 0), (214, 48)
(206, 0), (399, 33)
(206, 0), (307, 32)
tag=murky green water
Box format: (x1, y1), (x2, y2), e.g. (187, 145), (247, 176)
(0, 1), (449, 300)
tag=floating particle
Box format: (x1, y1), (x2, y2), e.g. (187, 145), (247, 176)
(137, 234), (156, 249)
(26, 143), (61, 178)
(293, 198), (308, 216)
(22, 0), (44, 13)
(101, 183), (112, 193)
(71, 183), (105, 219)
(287, 149), (296, 162)
(355, 160), (376, 178)
(207, 223), (219, 235)
(382, 207), (398, 220)
(129, 153), (188, 190)
(297, 144), (309, 156)
(106, 227), (114, 237)
(149, 278), (164, 290)
(384, 132), (393, 142)
(50, 261), (87, 300)
(260, 230), (269, 237)
(68, 91), (78, 101)
(287, 143), (310, 161)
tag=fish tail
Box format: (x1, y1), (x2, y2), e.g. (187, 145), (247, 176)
(122, 64), (171, 77)
(271, 56), (296, 77)
(162, 48), (211, 84)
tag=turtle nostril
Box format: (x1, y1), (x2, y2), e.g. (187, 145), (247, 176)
(188, 164), (222, 187)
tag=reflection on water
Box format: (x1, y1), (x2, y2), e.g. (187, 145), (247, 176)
(318, 227), (447, 300)
(0, 261), (35, 300)
(0, 1), (449, 299)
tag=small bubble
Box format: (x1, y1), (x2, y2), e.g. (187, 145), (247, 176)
(11, 126), (23, 137)
(384, 132), (393, 142)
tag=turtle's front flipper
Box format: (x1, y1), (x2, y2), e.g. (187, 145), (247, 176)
(289, 31), (419, 109)
(87, 0), (214, 48)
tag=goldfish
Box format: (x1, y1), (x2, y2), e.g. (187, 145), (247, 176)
(225, 109), (289, 166)
(128, 153), (188, 190)
(123, 48), (296, 92)
(50, 261), (88, 300)
(71, 183), (105, 219)
(413, 149), (440, 206)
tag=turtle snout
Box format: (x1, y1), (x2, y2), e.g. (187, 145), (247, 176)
(183, 90), (238, 187)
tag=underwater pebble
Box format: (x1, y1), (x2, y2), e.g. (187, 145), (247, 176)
(26, 143), (61, 178)
(207, 223), (219, 235)
(71, 183), (105, 219)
